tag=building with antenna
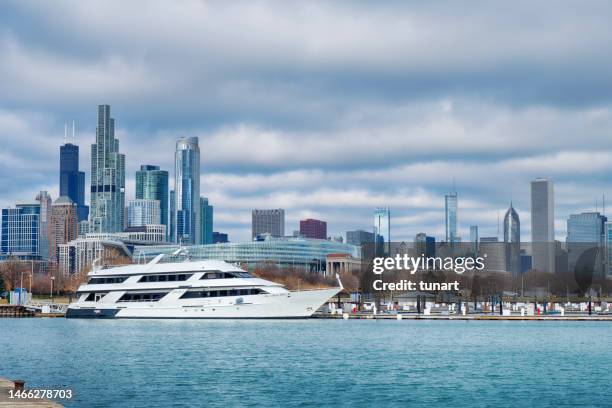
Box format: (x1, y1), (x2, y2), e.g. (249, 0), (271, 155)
(60, 121), (89, 221)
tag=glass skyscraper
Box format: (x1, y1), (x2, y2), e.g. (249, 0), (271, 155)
(60, 140), (88, 221)
(374, 207), (391, 254)
(1, 203), (41, 259)
(89, 105), (125, 233)
(445, 192), (458, 244)
(174, 137), (200, 244)
(200, 197), (213, 245)
(136, 165), (169, 237)
(567, 212), (606, 275)
(503, 203), (521, 276)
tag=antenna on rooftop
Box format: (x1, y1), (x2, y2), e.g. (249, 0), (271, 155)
(72, 120), (76, 143)
(64, 123), (68, 144)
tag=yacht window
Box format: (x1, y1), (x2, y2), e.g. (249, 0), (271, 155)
(229, 289), (238, 296)
(87, 276), (128, 285)
(117, 292), (168, 302)
(139, 273), (193, 283)
(85, 293), (95, 301)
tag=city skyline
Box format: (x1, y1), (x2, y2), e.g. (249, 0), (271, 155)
(2, 2), (612, 241)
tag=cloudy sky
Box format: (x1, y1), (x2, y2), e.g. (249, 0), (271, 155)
(1, 0), (612, 242)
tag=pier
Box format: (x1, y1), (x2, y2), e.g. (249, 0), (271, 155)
(0, 306), (35, 318)
(313, 312), (612, 321)
(0, 378), (63, 407)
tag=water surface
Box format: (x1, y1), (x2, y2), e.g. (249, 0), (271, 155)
(1, 319), (610, 407)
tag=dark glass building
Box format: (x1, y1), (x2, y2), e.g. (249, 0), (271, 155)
(136, 165), (169, 239)
(60, 142), (89, 221)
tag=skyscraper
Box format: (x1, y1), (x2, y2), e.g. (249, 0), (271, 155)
(35, 191), (52, 260)
(49, 196), (77, 262)
(128, 199), (161, 227)
(567, 212), (606, 275)
(200, 197), (213, 245)
(346, 230), (375, 246)
(136, 165), (169, 236)
(60, 129), (89, 221)
(531, 178), (555, 272)
(374, 207), (391, 254)
(503, 203), (521, 276)
(300, 218), (327, 239)
(470, 225), (479, 254)
(1, 203), (40, 259)
(174, 137), (200, 244)
(252, 209), (285, 239)
(169, 190), (175, 243)
(445, 191), (458, 244)
(89, 105), (125, 233)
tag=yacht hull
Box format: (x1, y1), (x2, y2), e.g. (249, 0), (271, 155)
(66, 287), (339, 319)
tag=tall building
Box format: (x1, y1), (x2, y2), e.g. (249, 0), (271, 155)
(35, 191), (52, 260)
(374, 207), (391, 254)
(252, 209), (285, 239)
(169, 190), (175, 243)
(346, 230), (375, 246)
(90, 105), (125, 233)
(531, 178), (555, 272)
(127, 199), (161, 228)
(415, 233), (435, 258)
(174, 137), (200, 244)
(1, 203), (40, 259)
(200, 197), (213, 245)
(136, 165), (169, 237)
(469, 225), (479, 254)
(299, 218), (327, 240)
(60, 131), (89, 221)
(503, 203), (521, 276)
(480, 237), (506, 273)
(213, 232), (228, 243)
(49, 196), (77, 262)
(445, 192), (458, 243)
(567, 212), (606, 275)
(606, 222), (612, 278)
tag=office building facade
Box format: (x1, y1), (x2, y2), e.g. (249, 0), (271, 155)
(346, 230), (375, 246)
(200, 197), (213, 245)
(90, 105), (125, 233)
(374, 207), (391, 253)
(1, 204), (41, 259)
(136, 165), (169, 237)
(252, 209), (285, 239)
(503, 203), (521, 276)
(530, 178), (555, 272)
(49, 196), (78, 262)
(567, 212), (606, 275)
(174, 137), (200, 244)
(60, 141), (89, 221)
(445, 192), (458, 244)
(212, 232), (229, 243)
(299, 218), (327, 240)
(128, 199), (161, 228)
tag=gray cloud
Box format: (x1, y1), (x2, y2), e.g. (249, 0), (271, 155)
(1, 0), (612, 242)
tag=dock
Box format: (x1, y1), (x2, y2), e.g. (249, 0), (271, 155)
(313, 312), (612, 321)
(0, 378), (63, 407)
(0, 306), (35, 318)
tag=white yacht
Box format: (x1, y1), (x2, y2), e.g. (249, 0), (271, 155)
(66, 255), (341, 319)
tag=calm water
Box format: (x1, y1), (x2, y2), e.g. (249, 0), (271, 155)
(1, 319), (611, 407)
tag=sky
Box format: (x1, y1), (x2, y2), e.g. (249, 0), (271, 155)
(1, 0), (612, 242)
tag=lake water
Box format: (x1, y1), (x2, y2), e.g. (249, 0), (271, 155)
(1, 319), (611, 407)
